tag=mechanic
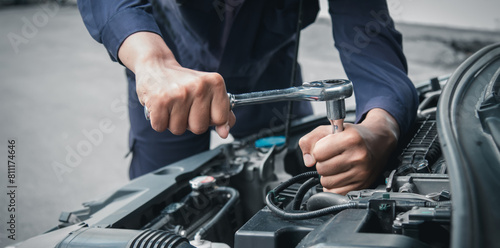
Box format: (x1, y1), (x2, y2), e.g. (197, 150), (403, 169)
(77, 0), (418, 195)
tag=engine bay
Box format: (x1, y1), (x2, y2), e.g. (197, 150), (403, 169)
(25, 75), (451, 248)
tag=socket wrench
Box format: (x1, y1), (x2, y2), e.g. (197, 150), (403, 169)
(144, 79), (353, 133)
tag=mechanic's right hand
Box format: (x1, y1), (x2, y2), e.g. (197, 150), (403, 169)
(118, 32), (235, 138)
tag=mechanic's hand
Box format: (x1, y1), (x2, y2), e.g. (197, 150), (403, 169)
(118, 32), (235, 138)
(298, 108), (400, 195)
(135, 62), (235, 137)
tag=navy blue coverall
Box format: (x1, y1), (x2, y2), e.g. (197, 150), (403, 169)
(77, 0), (418, 179)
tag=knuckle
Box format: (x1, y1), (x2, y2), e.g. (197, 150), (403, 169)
(344, 132), (362, 146)
(156, 97), (168, 108)
(193, 84), (206, 98)
(320, 177), (333, 189)
(205, 74), (225, 91)
(206, 73), (224, 84)
(151, 121), (166, 133)
(315, 162), (328, 175)
(352, 149), (370, 164)
(298, 138), (305, 150)
(190, 125), (208, 135)
(169, 127), (186, 135)
(361, 149), (370, 161)
(167, 87), (189, 102)
(211, 108), (228, 125)
(211, 115), (226, 126)
(298, 136), (309, 149)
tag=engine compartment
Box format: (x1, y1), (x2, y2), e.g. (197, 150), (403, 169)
(23, 75), (450, 248)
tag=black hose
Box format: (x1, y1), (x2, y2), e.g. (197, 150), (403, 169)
(195, 186), (239, 239)
(271, 171), (319, 195)
(266, 193), (359, 220)
(292, 177), (320, 210)
(266, 171), (360, 220)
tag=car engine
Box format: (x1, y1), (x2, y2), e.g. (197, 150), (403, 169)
(7, 73), (454, 248)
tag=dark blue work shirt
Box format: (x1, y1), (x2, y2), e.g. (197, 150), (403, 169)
(77, 0), (418, 136)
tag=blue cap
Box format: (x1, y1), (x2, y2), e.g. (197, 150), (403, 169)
(255, 136), (286, 148)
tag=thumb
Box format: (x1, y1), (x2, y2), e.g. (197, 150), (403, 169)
(299, 125), (331, 167)
(215, 123), (231, 139)
(215, 111), (235, 139)
(302, 153), (316, 167)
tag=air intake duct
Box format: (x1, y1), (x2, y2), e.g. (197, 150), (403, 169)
(56, 227), (194, 248)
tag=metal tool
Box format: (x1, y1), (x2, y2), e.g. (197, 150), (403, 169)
(144, 79), (353, 134)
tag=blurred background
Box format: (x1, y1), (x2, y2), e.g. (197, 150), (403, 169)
(0, 0), (499, 246)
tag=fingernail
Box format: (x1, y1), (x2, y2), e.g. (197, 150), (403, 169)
(216, 123), (231, 139)
(303, 153), (315, 166)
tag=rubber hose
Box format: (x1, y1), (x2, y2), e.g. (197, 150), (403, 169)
(266, 193), (358, 220)
(292, 178), (320, 210)
(195, 186), (239, 238)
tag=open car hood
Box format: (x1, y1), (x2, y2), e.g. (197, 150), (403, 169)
(437, 43), (500, 248)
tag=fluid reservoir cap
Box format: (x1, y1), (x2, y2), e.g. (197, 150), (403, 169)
(255, 136), (286, 148)
(190, 175), (216, 190)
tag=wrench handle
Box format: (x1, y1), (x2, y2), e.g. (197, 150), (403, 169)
(229, 79), (352, 109)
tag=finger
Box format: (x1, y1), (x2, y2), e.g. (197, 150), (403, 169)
(299, 125), (332, 154)
(215, 123), (231, 139)
(135, 79), (148, 107)
(315, 156), (352, 178)
(302, 153), (316, 167)
(299, 125), (332, 167)
(149, 102), (170, 132)
(187, 94), (211, 135)
(208, 73), (230, 126)
(319, 169), (357, 189)
(311, 124), (359, 162)
(315, 143), (371, 179)
(215, 111), (235, 139)
(228, 110), (236, 127)
(168, 93), (190, 135)
(322, 183), (361, 196)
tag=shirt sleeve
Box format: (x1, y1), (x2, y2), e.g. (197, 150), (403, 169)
(77, 0), (162, 63)
(329, 0), (419, 136)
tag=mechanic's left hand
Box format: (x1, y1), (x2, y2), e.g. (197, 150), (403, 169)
(299, 108), (400, 195)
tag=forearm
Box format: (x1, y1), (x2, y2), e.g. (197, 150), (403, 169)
(118, 32), (179, 74)
(77, 0), (161, 63)
(329, 0), (418, 136)
(360, 108), (400, 147)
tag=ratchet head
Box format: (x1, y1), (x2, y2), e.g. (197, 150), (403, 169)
(302, 79), (353, 102)
(307, 80), (351, 134)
